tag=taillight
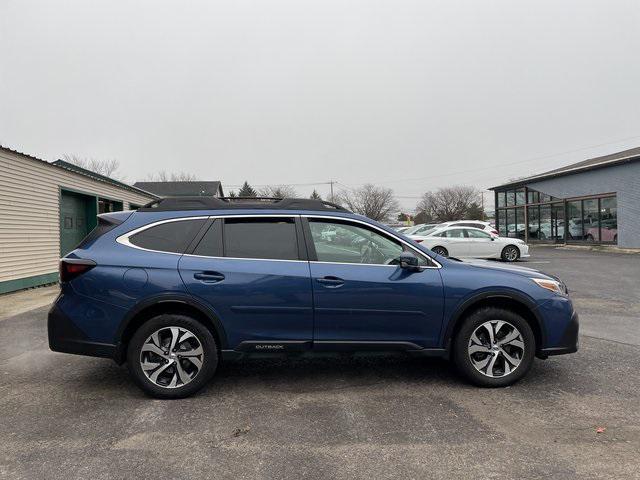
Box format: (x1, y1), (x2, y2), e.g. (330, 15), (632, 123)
(59, 259), (96, 282)
(490, 229), (499, 236)
(415, 239), (424, 243)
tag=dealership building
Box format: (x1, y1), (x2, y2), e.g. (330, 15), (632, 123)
(0, 146), (158, 294)
(491, 147), (640, 248)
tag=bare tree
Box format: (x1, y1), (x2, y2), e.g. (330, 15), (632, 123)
(258, 185), (298, 198)
(144, 171), (198, 181)
(338, 184), (400, 222)
(62, 154), (121, 179)
(416, 185), (481, 222)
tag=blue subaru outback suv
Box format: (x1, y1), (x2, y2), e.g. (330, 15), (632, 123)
(49, 197), (578, 398)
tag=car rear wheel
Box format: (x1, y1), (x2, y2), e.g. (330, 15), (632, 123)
(127, 314), (218, 399)
(432, 246), (448, 257)
(501, 245), (520, 262)
(453, 307), (535, 387)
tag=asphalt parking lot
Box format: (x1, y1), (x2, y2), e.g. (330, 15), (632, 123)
(1, 247), (639, 479)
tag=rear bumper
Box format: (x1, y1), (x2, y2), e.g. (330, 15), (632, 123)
(48, 301), (117, 360)
(538, 309), (579, 357)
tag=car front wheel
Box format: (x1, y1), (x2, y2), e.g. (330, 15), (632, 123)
(127, 314), (218, 399)
(501, 245), (520, 262)
(453, 307), (535, 387)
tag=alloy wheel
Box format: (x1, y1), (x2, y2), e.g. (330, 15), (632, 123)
(504, 246), (519, 261)
(468, 320), (524, 378)
(139, 326), (204, 388)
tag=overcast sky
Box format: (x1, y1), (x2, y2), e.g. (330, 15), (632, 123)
(2, 0), (639, 211)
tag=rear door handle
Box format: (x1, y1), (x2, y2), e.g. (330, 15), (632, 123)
(316, 276), (344, 288)
(194, 272), (225, 283)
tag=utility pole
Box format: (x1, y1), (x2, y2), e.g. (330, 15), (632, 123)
(329, 180), (335, 200)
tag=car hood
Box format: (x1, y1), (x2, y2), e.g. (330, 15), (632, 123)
(454, 258), (556, 281)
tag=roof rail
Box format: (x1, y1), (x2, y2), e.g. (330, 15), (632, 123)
(137, 196), (350, 212)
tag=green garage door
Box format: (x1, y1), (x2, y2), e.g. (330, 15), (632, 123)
(60, 191), (97, 256)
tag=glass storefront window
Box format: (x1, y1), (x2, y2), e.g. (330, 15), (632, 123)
(527, 191), (539, 204)
(552, 203), (565, 242)
(497, 192), (505, 208)
(527, 205), (540, 239)
(540, 193), (552, 203)
(498, 210), (507, 236)
(515, 189), (526, 205)
(540, 205), (551, 241)
(583, 199), (599, 241)
(600, 197), (617, 243)
(515, 207), (525, 239)
(567, 201), (583, 241)
(506, 191), (515, 207)
(506, 209), (516, 237)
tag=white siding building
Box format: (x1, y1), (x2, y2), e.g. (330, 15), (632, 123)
(0, 146), (157, 293)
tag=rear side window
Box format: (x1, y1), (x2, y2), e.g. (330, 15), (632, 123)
(224, 217), (299, 260)
(192, 220), (223, 257)
(130, 218), (206, 253)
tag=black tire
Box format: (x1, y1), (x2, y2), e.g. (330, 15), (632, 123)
(432, 246), (449, 257)
(501, 245), (520, 262)
(453, 307), (535, 387)
(127, 314), (218, 399)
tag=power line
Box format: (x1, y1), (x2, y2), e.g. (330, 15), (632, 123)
(348, 134), (640, 187)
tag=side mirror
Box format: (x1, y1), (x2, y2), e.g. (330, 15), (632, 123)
(399, 251), (420, 271)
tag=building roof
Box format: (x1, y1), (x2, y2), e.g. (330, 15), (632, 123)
(133, 181), (224, 197)
(490, 146), (640, 190)
(0, 145), (159, 199)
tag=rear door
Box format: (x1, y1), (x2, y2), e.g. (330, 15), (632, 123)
(178, 215), (314, 351)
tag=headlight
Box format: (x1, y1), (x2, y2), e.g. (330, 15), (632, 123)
(531, 278), (567, 295)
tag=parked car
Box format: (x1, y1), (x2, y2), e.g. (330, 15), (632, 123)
(440, 220), (499, 237)
(49, 197), (576, 398)
(413, 226), (529, 261)
(402, 223), (438, 237)
(586, 219), (617, 243)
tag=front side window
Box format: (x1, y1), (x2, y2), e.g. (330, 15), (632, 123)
(129, 218), (206, 253)
(465, 229), (491, 239)
(224, 217), (299, 260)
(308, 219), (428, 266)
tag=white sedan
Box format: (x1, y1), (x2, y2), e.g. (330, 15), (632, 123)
(414, 226), (529, 262)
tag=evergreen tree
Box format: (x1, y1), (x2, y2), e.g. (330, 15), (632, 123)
(310, 189), (322, 200)
(228, 191), (237, 198)
(237, 181), (257, 197)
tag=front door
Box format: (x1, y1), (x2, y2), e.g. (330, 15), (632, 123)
(464, 228), (496, 257)
(304, 217), (444, 349)
(179, 216), (313, 351)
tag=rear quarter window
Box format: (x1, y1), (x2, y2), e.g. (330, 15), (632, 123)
(129, 218), (206, 253)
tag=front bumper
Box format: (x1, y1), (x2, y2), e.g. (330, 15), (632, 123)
(538, 309), (579, 357)
(48, 301), (117, 359)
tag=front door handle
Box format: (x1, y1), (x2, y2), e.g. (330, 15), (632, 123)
(194, 272), (225, 283)
(316, 276), (344, 288)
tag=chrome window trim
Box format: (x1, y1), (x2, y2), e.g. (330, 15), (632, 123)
(116, 213), (443, 268)
(303, 214), (442, 269)
(117, 214), (301, 258)
(116, 216), (210, 255)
